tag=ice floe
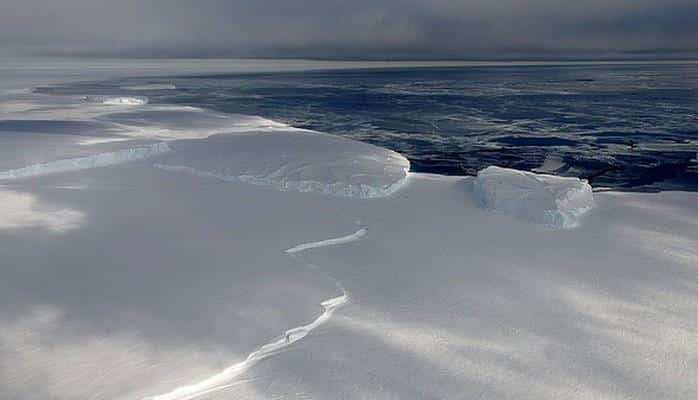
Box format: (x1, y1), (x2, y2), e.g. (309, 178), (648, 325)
(155, 132), (410, 198)
(473, 166), (594, 229)
(533, 154), (566, 174)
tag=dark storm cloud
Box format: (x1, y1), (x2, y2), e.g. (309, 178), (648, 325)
(1, 0), (697, 59)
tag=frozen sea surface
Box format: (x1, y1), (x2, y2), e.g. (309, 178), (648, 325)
(37, 62), (698, 191)
(0, 59), (697, 400)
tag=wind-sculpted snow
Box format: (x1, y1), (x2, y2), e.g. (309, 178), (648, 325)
(0, 143), (170, 180)
(473, 166), (594, 229)
(286, 228), (367, 253)
(142, 292), (348, 400)
(155, 132), (410, 198)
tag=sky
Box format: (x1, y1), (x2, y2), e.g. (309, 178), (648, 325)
(1, 0), (697, 60)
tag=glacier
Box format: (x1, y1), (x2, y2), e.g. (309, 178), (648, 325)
(473, 166), (594, 229)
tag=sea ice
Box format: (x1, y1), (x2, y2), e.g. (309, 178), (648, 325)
(473, 166), (594, 229)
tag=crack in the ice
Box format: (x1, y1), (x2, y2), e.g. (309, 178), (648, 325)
(285, 228), (367, 254)
(140, 228), (365, 400)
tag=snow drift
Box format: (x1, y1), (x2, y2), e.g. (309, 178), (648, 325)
(473, 166), (594, 229)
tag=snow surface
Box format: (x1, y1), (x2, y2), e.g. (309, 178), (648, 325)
(474, 166), (595, 229)
(0, 58), (696, 400)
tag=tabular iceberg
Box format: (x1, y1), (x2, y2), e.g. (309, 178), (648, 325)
(155, 131), (410, 198)
(473, 166), (594, 229)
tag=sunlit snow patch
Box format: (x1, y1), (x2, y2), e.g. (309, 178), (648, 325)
(0, 189), (83, 232)
(473, 166), (594, 229)
(0, 143), (170, 180)
(155, 131), (410, 198)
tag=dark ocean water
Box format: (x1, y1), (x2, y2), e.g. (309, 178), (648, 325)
(40, 63), (698, 191)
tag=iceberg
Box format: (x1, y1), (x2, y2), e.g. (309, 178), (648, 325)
(473, 166), (594, 229)
(155, 131), (410, 198)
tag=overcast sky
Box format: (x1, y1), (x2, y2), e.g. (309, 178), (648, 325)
(1, 0), (697, 59)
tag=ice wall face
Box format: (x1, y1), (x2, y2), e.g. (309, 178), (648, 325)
(155, 131), (410, 198)
(473, 166), (594, 229)
(85, 96), (149, 105)
(0, 143), (171, 181)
